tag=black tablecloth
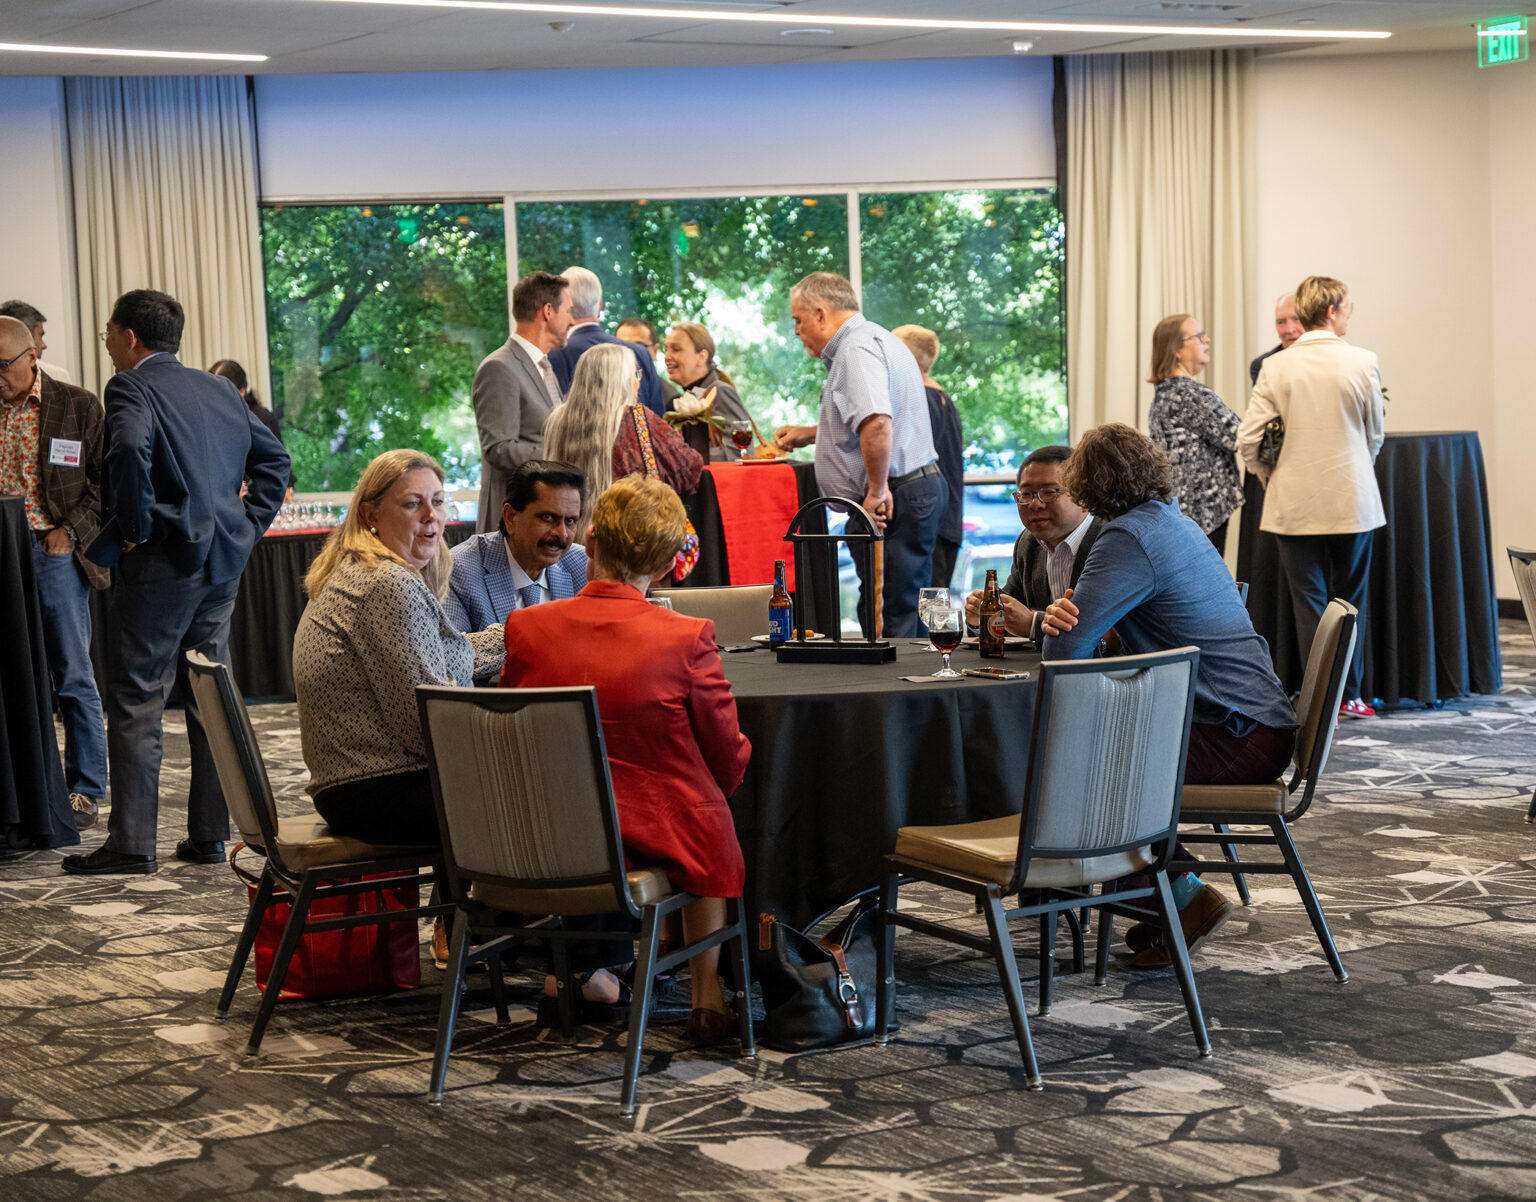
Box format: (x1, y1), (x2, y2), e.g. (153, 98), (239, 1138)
(683, 460), (838, 633)
(1236, 431), (1502, 705)
(91, 524), (477, 702)
(721, 642), (1037, 925)
(0, 497), (80, 849)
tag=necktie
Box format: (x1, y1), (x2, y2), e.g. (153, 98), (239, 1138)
(518, 583), (541, 611)
(538, 357), (562, 407)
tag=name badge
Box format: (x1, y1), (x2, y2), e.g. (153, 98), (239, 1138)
(49, 438), (82, 468)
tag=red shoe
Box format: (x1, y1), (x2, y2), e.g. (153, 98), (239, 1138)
(1340, 699), (1376, 719)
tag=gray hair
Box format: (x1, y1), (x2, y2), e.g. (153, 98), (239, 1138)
(0, 300), (46, 332)
(0, 315), (33, 356)
(541, 343), (636, 541)
(562, 265), (604, 322)
(790, 272), (860, 314)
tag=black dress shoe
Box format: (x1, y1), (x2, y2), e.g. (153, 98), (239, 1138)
(176, 839), (226, 864)
(61, 847), (157, 875)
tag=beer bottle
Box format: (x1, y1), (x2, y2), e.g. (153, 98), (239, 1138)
(979, 568), (1005, 658)
(768, 559), (793, 647)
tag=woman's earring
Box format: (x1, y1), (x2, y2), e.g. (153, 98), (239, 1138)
(369, 526), (378, 534)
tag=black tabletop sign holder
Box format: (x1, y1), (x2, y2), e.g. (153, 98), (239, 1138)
(777, 496), (895, 664)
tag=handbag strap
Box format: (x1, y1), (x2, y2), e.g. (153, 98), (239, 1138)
(630, 403), (661, 479)
(228, 841), (263, 889)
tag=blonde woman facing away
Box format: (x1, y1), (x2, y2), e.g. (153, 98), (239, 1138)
(293, 449), (505, 845)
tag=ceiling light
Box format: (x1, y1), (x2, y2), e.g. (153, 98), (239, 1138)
(1012, 40), (1034, 53)
(780, 28), (833, 38)
(0, 41), (267, 63)
(309, 0), (1392, 41)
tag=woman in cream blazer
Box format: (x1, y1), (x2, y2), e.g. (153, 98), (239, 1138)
(1237, 275), (1385, 716)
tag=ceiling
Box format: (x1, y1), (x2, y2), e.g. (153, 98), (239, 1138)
(0, 0), (1513, 75)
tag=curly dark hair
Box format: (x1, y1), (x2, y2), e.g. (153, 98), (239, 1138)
(1062, 423), (1174, 520)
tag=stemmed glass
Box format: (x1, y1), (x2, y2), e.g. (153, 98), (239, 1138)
(918, 587), (949, 639)
(927, 606), (962, 679)
(726, 420), (754, 461)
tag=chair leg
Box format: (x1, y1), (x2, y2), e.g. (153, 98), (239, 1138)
(1037, 910), (1057, 1017)
(1153, 871), (1211, 1059)
(1093, 907), (1113, 987)
(876, 872), (898, 1045)
(428, 916), (473, 1103)
(247, 872), (319, 1055)
(486, 950), (511, 1025)
(728, 897), (756, 1059)
(1064, 905), (1085, 974)
(1215, 823), (1252, 904)
(550, 927), (575, 1040)
(620, 906), (663, 1118)
(219, 868), (275, 1018)
(1526, 785), (1536, 824)
(1272, 817), (1348, 983)
(981, 888), (1041, 1089)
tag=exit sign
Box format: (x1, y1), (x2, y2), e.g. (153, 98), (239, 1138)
(1479, 16), (1528, 68)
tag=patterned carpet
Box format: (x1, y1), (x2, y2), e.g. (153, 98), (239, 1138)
(2, 622), (1534, 1201)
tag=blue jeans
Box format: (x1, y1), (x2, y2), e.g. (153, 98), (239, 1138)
(30, 539), (107, 799)
(853, 468), (945, 639)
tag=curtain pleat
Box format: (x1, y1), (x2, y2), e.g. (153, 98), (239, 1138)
(1065, 50), (1254, 439)
(64, 77), (266, 401)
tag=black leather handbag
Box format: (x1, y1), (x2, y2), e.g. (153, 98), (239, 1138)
(1257, 415), (1285, 467)
(757, 898), (879, 1052)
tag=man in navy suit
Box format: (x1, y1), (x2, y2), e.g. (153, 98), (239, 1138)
(445, 459), (588, 631)
(63, 290), (288, 875)
(1248, 292), (1304, 386)
(546, 266), (666, 416)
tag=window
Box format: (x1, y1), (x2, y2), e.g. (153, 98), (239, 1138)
(515, 194), (849, 432)
(261, 202), (508, 491)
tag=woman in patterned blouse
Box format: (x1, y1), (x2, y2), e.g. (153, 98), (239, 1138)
(1146, 314), (1243, 554)
(293, 449), (504, 845)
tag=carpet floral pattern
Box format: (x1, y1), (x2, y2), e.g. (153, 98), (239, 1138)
(1, 622), (1533, 1200)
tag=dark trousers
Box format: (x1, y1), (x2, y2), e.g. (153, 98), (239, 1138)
(930, 537), (960, 589)
(1207, 521), (1228, 557)
(103, 555), (240, 856)
(314, 768), (441, 846)
(1274, 531), (1372, 701)
(853, 469), (944, 638)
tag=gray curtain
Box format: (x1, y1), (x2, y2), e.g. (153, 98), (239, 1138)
(65, 76), (267, 400)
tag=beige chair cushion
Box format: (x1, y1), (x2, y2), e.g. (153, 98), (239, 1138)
(470, 867), (676, 916)
(1179, 781), (1288, 816)
(271, 815), (435, 871)
(894, 816), (1155, 890)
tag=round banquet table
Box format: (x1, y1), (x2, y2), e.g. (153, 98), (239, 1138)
(720, 641), (1039, 926)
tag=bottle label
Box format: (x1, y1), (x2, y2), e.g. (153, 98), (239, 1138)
(769, 606), (793, 644)
(988, 613), (1007, 638)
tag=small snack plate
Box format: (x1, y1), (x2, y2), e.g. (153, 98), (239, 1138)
(961, 635), (1031, 647)
(751, 632), (824, 643)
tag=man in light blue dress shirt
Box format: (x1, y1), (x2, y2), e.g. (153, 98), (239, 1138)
(774, 272), (942, 638)
(445, 460), (588, 631)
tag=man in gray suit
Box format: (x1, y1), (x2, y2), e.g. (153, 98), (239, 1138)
(473, 271), (573, 532)
(964, 444), (1103, 644)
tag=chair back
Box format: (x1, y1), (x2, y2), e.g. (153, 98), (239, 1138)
(1509, 548), (1536, 645)
(1014, 648), (1200, 889)
(184, 652), (285, 864)
(416, 685), (637, 915)
(650, 584), (773, 644)
(1290, 599), (1358, 808)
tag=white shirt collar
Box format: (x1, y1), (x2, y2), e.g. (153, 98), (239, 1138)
(1044, 511), (1094, 557)
(505, 541), (549, 594)
(510, 331), (547, 364)
(1293, 329), (1341, 346)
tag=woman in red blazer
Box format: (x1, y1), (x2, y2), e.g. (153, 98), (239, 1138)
(501, 474), (750, 1045)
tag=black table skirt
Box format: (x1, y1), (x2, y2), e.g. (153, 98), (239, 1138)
(0, 497), (80, 849)
(683, 460), (837, 634)
(90, 524), (477, 702)
(722, 643), (1036, 926)
(1236, 431), (1502, 705)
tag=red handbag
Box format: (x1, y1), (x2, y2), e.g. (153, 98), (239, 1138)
(231, 844), (422, 1001)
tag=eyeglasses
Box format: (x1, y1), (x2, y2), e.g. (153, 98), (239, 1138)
(1012, 486), (1063, 506)
(0, 348), (35, 372)
(98, 331), (110, 344)
(1183, 330), (1211, 343)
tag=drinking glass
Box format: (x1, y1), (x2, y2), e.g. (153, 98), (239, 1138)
(927, 606), (962, 679)
(726, 420), (754, 461)
(918, 587), (950, 634)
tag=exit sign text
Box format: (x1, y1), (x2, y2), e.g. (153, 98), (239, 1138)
(1479, 16), (1529, 68)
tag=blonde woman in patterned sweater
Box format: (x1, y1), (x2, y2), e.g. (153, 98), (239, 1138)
(1146, 313), (1243, 556)
(293, 449), (503, 845)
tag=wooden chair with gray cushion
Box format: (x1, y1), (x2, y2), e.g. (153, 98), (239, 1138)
(1508, 548), (1536, 822)
(649, 584), (773, 644)
(877, 647), (1208, 1089)
(416, 684), (755, 1117)
(1172, 598), (1358, 981)
(185, 652), (450, 1055)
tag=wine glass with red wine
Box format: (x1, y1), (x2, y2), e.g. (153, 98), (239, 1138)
(726, 420), (754, 460)
(928, 606), (962, 679)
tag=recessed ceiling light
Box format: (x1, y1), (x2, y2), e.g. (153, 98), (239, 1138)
(780, 28), (832, 38)
(1012, 40), (1034, 53)
(0, 41), (267, 62)
(308, 0), (1392, 41)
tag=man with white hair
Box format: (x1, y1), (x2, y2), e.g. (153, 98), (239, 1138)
(1249, 292), (1305, 386)
(546, 266), (666, 416)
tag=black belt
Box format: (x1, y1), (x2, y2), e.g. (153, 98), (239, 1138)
(889, 461), (940, 488)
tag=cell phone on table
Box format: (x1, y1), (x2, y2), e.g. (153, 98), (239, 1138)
(961, 667), (1031, 681)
